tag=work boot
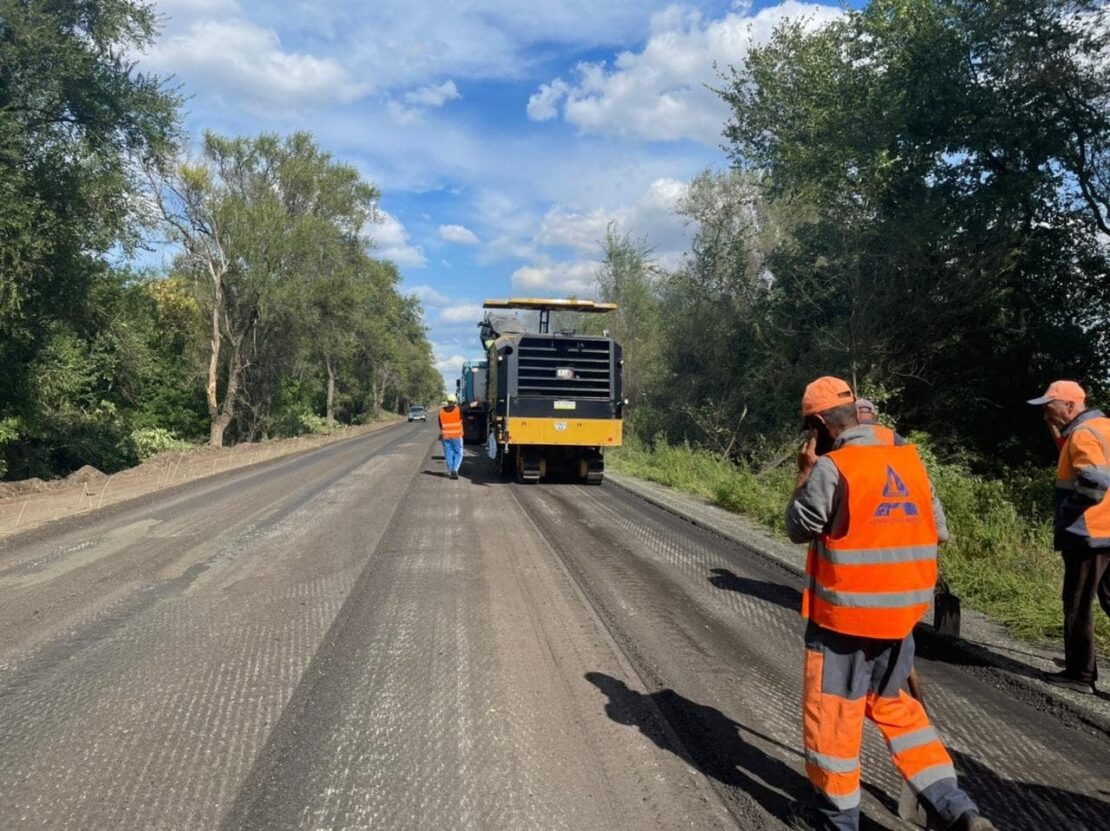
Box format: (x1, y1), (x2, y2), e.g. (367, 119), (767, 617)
(783, 799), (825, 831)
(1043, 670), (1095, 695)
(948, 811), (996, 831)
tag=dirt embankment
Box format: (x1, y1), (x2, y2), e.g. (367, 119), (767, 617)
(0, 420), (401, 540)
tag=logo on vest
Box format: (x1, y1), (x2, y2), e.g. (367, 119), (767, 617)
(873, 465), (920, 519)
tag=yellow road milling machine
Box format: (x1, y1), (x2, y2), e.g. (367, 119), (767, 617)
(480, 298), (624, 484)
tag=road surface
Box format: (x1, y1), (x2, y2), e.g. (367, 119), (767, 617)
(0, 423), (1106, 829)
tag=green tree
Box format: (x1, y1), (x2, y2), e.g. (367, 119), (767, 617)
(595, 225), (668, 437)
(147, 131), (380, 446)
(0, 0), (179, 475)
(720, 0), (1110, 465)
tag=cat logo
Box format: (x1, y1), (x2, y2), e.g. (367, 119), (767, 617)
(874, 466), (919, 518)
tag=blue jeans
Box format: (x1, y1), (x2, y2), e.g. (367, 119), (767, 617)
(442, 438), (463, 474)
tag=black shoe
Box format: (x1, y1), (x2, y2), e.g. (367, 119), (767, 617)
(1042, 670), (1095, 695)
(948, 811), (997, 831)
(784, 799), (824, 831)
(449, 470), (458, 480)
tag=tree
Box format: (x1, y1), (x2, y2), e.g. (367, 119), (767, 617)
(595, 225), (668, 432)
(148, 132), (380, 446)
(719, 0), (1110, 465)
(0, 0), (179, 475)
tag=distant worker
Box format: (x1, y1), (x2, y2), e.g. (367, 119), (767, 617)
(439, 394), (464, 480)
(785, 377), (992, 831)
(854, 397), (905, 446)
(1028, 380), (1110, 695)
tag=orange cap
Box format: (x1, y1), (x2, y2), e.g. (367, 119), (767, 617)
(1027, 380), (1086, 406)
(801, 376), (855, 417)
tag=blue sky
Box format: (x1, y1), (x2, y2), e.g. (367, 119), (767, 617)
(140, 0), (846, 382)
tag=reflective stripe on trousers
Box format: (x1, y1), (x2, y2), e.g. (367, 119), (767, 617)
(802, 623), (976, 830)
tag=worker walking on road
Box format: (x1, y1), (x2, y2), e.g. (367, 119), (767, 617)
(1028, 380), (1110, 695)
(785, 377), (992, 831)
(439, 394), (464, 480)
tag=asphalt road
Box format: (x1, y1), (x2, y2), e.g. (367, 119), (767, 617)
(0, 423), (1107, 830)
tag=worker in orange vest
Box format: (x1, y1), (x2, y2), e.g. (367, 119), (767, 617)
(438, 394), (464, 480)
(854, 398), (904, 446)
(1028, 380), (1110, 695)
(785, 377), (992, 831)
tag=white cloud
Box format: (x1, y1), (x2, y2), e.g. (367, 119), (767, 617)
(408, 284), (451, 306)
(143, 17), (368, 110)
(435, 352), (468, 377)
(439, 303), (485, 323)
(511, 259), (603, 297)
(536, 177), (690, 260)
(405, 80), (461, 107)
(529, 1), (841, 144)
(364, 210), (427, 268)
(527, 79), (569, 121)
(439, 224), (480, 245)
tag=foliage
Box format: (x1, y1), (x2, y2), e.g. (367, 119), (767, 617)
(714, 0), (1110, 469)
(0, 0), (180, 477)
(131, 427), (190, 460)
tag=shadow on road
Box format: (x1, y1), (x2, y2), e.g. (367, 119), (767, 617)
(707, 567), (801, 612)
(584, 672), (901, 829)
(948, 749), (1110, 830)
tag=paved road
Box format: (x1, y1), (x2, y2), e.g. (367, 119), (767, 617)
(0, 424), (1106, 829)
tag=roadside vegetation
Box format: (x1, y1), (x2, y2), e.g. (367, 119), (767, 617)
(0, 0), (441, 481)
(588, 0), (1110, 650)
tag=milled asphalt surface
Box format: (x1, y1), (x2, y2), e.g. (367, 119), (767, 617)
(0, 423), (1107, 829)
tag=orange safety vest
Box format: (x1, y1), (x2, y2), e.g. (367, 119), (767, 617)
(866, 423), (897, 446)
(1055, 412), (1110, 546)
(802, 444), (938, 640)
(438, 406), (463, 440)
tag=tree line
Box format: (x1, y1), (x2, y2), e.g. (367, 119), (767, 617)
(596, 0), (1108, 473)
(0, 0), (441, 480)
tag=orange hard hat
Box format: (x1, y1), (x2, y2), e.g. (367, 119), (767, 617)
(802, 376), (855, 417)
(1027, 380), (1086, 406)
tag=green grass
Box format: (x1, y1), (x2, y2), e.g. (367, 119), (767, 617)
(608, 436), (1109, 653)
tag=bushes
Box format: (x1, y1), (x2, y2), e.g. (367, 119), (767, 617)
(131, 427), (191, 460)
(610, 436), (1109, 651)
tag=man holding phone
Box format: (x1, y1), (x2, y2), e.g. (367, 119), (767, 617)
(785, 377), (991, 831)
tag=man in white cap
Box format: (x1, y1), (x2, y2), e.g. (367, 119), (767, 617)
(1028, 380), (1110, 694)
(854, 398), (905, 446)
(438, 394), (464, 479)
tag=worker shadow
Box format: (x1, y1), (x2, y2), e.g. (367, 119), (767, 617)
(708, 567), (802, 612)
(421, 470), (451, 479)
(584, 672), (893, 830)
(947, 748), (1110, 830)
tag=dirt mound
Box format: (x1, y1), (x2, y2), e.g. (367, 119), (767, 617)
(65, 465), (108, 485)
(0, 478), (50, 499)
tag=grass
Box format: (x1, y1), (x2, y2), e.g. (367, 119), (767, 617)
(608, 435), (1109, 653)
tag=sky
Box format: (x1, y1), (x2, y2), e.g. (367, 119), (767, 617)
(139, 0), (847, 384)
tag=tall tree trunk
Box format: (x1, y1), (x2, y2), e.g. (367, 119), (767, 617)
(206, 277), (225, 447)
(325, 355), (336, 430)
(209, 340), (243, 448)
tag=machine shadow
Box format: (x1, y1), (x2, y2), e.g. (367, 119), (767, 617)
(584, 672), (886, 830)
(708, 567), (802, 612)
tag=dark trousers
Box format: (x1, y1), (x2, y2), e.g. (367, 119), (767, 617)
(1061, 549), (1110, 684)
